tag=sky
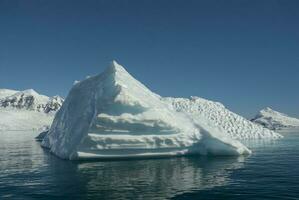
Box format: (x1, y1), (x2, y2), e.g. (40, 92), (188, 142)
(0, 0), (298, 118)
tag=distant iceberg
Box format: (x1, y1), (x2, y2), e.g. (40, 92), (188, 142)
(41, 61), (251, 160)
(251, 107), (299, 130)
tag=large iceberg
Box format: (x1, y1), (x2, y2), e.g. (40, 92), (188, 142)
(41, 61), (251, 160)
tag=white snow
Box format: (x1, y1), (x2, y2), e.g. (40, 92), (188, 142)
(163, 97), (282, 139)
(0, 89), (63, 131)
(0, 89), (64, 113)
(42, 61), (251, 160)
(0, 108), (55, 131)
(251, 107), (299, 130)
(0, 88), (18, 99)
(73, 80), (80, 85)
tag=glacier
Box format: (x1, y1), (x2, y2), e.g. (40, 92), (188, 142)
(0, 89), (63, 131)
(251, 107), (299, 130)
(41, 61), (251, 160)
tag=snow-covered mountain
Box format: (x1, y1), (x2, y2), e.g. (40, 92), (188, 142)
(251, 107), (299, 130)
(0, 89), (63, 113)
(0, 89), (64, 131)
(41, 61), (251, 160)
(163, 97), (281, 139)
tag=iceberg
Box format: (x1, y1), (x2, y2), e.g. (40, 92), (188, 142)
(41, 61), (250, 160)
(163, 97), (282, 139)
(251, 107), (299, 130)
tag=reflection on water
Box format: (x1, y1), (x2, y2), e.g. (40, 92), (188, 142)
(76, 156), (245, 199)
(0, 131), (247, 199)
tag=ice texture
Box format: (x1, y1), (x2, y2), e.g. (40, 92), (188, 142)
(163, 97), (282, 139)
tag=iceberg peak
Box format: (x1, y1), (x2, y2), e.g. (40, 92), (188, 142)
(264, 107), (274, 112)
(105, 60), (128, 74)
(111, 60), (119, 68)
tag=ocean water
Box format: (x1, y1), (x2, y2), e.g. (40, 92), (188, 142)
(0, 130), (299, 200)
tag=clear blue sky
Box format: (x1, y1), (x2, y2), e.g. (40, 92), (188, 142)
(0, 0), (298, 118)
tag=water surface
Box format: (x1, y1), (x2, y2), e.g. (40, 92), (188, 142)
(0, 131), (299, 199)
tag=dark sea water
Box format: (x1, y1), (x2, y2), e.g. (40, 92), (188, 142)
(1, 130), (299, 200)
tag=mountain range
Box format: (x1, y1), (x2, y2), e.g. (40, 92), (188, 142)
(0, 89), (63, 131)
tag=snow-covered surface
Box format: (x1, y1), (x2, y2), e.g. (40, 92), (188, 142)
(0, 109), (55, 131)
(0, 89), (18, 99)
(0, 89), (64, 113)
(163, 97), (282, 139)
(41, 61), (251, 160)
(0, 89), (63, 131)
(251, 107), (299, 130)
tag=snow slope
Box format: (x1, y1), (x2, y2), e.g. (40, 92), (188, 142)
(0, 109), (55, 131)
(251, 107), (299, 130)
(41, 61), (251, 160)
(0, 89), (64, 131)
(163, 97), (282, 139)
